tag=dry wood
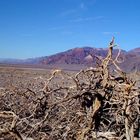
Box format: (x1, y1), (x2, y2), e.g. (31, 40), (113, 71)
(0, 38), (139, 140)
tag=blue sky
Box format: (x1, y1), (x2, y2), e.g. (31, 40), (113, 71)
(0, 0), (140, 59)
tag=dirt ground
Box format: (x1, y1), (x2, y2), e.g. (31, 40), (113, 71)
(0, 65), (139, 140)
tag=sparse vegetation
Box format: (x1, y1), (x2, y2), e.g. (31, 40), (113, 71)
(0, 38), (139, 140)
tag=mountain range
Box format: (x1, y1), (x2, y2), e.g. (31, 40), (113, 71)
(0, 47), (140, 72)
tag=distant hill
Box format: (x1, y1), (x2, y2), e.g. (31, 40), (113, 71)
(119, 48), (140, 72)
(39, 47), (126, 64)
(32, 46), (140, 72)
(0, 47), (140, 72)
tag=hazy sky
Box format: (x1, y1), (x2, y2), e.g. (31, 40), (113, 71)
(0, 0), (140, 59)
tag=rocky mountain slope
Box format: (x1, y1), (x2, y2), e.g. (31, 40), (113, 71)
(0, 47), (140, 72)
(38, 47), (140, 72)
(39, 47), (124, 64)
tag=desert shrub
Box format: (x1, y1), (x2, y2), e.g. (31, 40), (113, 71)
(0, 38), (139, 140)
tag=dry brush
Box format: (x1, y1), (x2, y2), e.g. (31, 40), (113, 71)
(0, 38), (139, 140)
